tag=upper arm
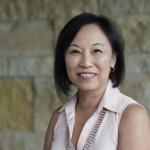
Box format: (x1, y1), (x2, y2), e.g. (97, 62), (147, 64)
(43, 106), (62, 150)
(118, 104), (150, 150)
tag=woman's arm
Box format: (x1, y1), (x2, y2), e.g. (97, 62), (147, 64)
(118, 104), (150, 150)
(43, 107), (62, 150)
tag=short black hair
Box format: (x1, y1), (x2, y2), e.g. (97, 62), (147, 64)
(54, 13), (125, 100)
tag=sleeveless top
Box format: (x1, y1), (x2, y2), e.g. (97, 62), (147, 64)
(50, 80), (143, 150)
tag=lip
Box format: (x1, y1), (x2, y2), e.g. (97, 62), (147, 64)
(77, 72), (97, 80)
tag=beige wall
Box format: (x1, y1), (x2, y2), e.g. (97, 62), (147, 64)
(0, 0), (150, 149)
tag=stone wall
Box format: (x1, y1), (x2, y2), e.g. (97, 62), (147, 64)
(0, 0), (150, 149)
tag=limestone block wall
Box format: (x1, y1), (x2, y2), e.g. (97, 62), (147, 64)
(0, 0), (150, 149)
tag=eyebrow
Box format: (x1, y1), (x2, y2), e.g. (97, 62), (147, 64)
(92, 43), (104, 47)
(69, 42), (104, 48)
(69, 44), (80, 48)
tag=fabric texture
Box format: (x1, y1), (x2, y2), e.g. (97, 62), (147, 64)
(50, 80), (143, 150)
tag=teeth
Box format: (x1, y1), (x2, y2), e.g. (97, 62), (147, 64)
(80, 74), (95, 77)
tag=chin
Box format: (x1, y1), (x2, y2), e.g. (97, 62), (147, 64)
(77, 85), (98, 92)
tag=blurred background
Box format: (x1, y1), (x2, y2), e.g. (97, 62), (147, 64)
(0, 0), (150, 149)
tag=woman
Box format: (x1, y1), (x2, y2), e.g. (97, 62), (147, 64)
(44, 13), (150, 150)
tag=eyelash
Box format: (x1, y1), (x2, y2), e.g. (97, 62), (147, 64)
(94, 49), (102, 53)
(70, 49), (102, 54)
(71, 50), (80, 54)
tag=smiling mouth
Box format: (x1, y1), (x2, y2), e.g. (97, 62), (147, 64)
(78, 73), (96, 77)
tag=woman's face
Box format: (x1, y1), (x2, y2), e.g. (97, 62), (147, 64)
(65, 24), (117, 92)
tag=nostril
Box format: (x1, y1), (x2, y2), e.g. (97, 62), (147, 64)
(80, 58), (93, 67)
(80, 62), (93, 68)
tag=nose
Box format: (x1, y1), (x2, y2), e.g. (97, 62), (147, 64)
(79, 54), (93, 68)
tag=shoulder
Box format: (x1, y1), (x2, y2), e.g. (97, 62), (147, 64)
(118, 104), (150, 150)
(119, 103), (149, 125)
(48, 106), (62, 132)
(51, 106), (62, 124)
(44, 106), (62, 150)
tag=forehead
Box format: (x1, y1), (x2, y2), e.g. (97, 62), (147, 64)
(70, 24), (111, 47)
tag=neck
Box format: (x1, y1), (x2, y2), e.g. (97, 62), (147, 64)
(76, 81), (108, 111)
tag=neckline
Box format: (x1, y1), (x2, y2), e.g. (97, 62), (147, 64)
(59, 80), (122, 114)
(65, 96), (107, 150)
(66, 108), (107, 150)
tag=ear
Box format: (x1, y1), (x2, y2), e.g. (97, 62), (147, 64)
(111, 52), (117, 68)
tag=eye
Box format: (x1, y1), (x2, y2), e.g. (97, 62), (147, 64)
(94, 49), (102, 53)
(71, 50), (80, 54)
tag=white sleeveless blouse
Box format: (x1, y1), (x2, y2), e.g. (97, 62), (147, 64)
(50, 80), (142, 150)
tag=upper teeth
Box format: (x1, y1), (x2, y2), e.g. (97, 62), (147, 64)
(80, 74), (95, 77)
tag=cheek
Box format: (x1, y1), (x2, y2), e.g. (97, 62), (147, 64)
(65, 56), (74, 71)
(65, 58), (70, 71)
(97, 55), (112, 69)
(65, 55), (79, 81)
(65, 56), (78, 85)
(65, 55), (80, 71)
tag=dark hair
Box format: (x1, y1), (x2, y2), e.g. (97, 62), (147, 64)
(54, 13), (125, 100)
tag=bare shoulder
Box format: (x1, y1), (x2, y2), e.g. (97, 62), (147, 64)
(43, 106), (62, 150)
(118, 103), (150, 150)
(50, 106), (62, 126)
(119, 103), (150, 127)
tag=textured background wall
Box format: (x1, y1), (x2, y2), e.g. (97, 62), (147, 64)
(0, 0), (150, 149)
